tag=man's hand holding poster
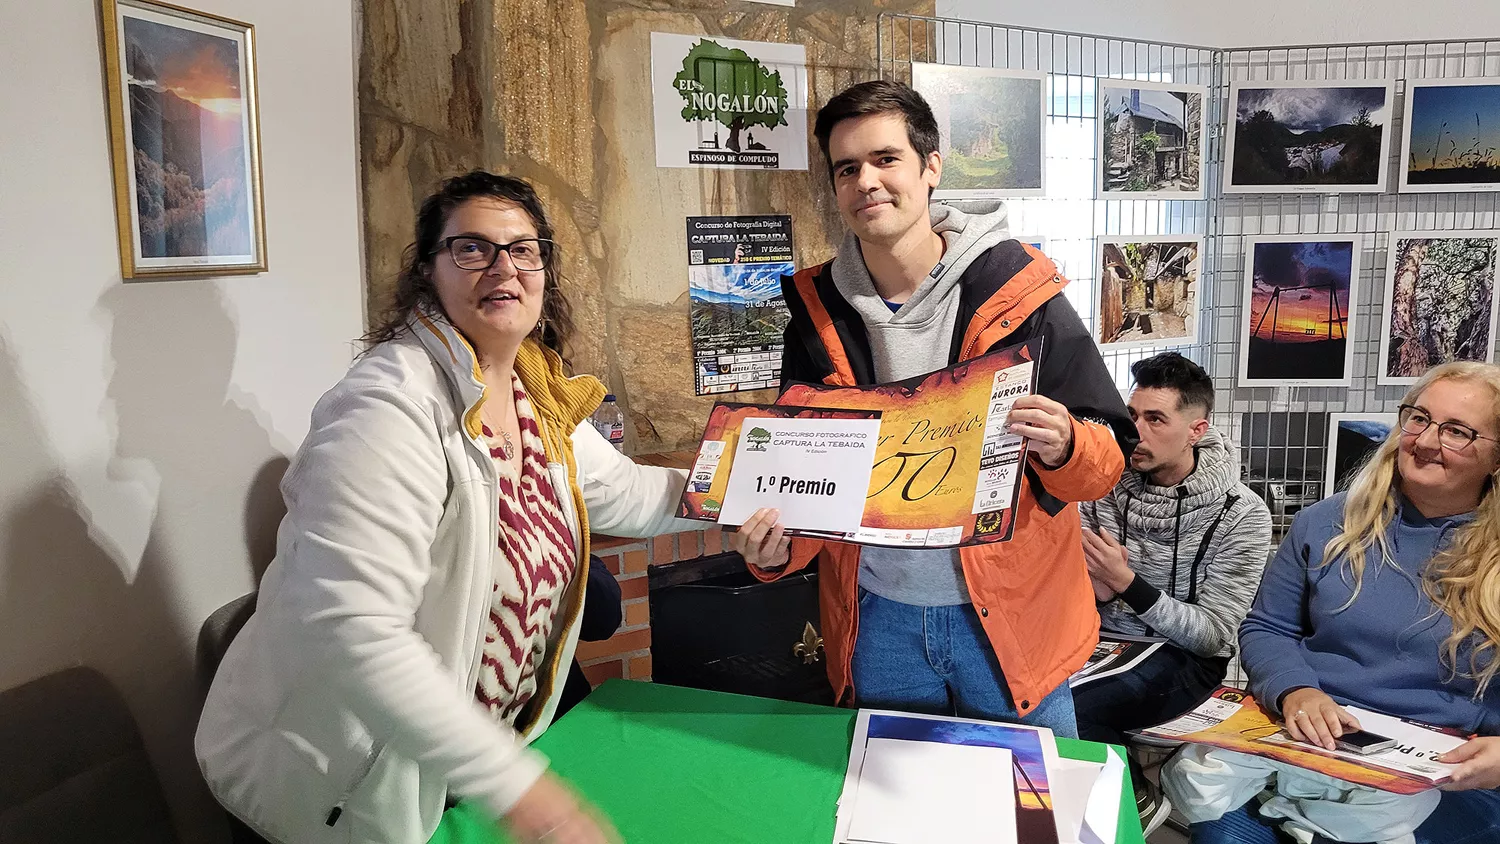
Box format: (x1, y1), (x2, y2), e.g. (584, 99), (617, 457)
(678, 338), (1043, 547)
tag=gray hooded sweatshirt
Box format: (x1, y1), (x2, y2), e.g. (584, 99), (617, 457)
(1081, 425), (1273, 658)
(832, 201), (1012, 606)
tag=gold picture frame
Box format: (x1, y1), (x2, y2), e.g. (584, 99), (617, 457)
(100, 0), (267, 279)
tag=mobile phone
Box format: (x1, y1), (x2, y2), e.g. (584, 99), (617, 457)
(1334, 729), (1398, 755)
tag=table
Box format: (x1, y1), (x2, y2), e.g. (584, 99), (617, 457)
(439, 679), (1146, 844)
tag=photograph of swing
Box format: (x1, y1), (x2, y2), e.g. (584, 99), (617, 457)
(1237, 235), (1361, 387)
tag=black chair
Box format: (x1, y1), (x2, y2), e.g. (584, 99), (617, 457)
(196, 592), (256, 696)
(0, 666), (180, 844)
(198, 593), (272, 844)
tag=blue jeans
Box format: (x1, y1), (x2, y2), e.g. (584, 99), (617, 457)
(1190, 788), (1500, 844)
(1074, 641), (1225, 794)
(850, 587), (1078, 738)
(1073, 642), (1225, 747)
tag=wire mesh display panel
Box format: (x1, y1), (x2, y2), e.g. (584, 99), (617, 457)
(1215, 42), (1500, 534)
(878, 14), (1500, 535)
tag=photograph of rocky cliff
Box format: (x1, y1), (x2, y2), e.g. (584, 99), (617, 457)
(1379, 233), (1500, 384)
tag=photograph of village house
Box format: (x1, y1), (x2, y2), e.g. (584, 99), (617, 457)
(1097, 80), (1206, 199)
(1226, 80), (1394, 193)
(1096, 237), (1202, 349)
(1400, 80), (1500, 193)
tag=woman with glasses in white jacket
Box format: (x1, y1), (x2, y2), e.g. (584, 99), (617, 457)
(198, 172), (692, 844)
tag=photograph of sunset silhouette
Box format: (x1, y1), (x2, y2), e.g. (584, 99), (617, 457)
(1401, 80), (1500, 192)
(120, 10), (254, 262)
(1238, 237), (1358, 386)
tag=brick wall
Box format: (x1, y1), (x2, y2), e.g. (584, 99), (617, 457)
(578, 527), (725, 684)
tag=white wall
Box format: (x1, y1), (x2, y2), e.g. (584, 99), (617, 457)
(939, 0), (1500, 49)
(0, 0), (363, 840)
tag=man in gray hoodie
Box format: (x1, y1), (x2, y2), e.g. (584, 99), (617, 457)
(1076, 352), (1272, 830)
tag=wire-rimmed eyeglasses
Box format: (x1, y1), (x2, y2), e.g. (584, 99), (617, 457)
(1398, 404), (1499, 451)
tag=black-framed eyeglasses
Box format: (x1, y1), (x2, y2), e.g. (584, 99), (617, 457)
(1398, 404), (1499, 451)
(435, 236), (553, 272)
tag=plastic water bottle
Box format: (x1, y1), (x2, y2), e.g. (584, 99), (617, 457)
(592, 394), (625, 450)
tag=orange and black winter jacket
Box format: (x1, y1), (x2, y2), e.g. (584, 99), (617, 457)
(762, 239), (1139, 714)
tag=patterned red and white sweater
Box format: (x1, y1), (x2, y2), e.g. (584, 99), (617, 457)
(477, 377), (579, 723)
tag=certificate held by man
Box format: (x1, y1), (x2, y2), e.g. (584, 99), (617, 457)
(680, 404), (884, 535)
(678, 339), (1043, 546)
(718, 416), (883, 533)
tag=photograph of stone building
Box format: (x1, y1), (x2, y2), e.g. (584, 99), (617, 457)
(1096, 237), (1202, 349)
(1098, 80), (1206, 199)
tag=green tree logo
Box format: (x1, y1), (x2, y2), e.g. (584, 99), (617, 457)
(745, 426), (772, 452)
(673, 39), (789, 153)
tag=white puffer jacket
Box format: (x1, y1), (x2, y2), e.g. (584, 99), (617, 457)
(196, 315), (690, 844)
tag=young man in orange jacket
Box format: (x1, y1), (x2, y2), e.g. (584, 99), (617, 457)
(729, 81), (1137, 736)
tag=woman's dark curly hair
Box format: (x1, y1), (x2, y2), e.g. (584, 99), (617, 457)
(362, 170), (575, 356)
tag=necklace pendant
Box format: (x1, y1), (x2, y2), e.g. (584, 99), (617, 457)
(483, 422), (516, 462)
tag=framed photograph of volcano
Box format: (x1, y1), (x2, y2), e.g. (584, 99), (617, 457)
(101, 0), (266, 279)
(1237, 235), (1361, 387)
(1399, 80), (1500, 193)
(1378, 231), (1500, 385)
(1225, 80), (1395, 194)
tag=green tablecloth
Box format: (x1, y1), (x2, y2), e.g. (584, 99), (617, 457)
(434, 679), (1146, 844)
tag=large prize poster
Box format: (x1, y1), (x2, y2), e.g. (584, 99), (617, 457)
(679, 340), (1043, 547)
(687, 215), (794, 394)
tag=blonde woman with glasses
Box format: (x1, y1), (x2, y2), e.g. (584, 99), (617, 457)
(1163, 362), (1500, 844)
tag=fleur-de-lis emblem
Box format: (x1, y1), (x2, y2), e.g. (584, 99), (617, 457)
(793, 621), (823, 665)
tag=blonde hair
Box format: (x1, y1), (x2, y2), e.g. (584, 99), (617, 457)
(1325, 362), (1500, 698)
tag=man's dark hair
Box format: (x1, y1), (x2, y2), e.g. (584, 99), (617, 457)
(1131, 352), (1215, 417)
(813, 80), (940, 182)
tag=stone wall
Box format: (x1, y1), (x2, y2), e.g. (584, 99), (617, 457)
(359, 0), (934, 453)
